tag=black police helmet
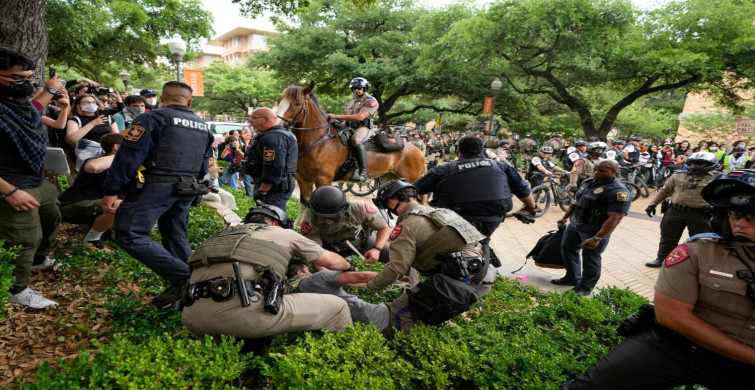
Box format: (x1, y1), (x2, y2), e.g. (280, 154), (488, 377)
(309, 185), (350, 217)
(701, 170), (755, 212)
(349, 77), (370, 91)
(373, 179), (418, 210)
(244, 204), (292, 228)
(574, 140), (588, 147)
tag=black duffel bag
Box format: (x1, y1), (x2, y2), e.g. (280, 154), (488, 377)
(372, 133), (404, 152)
(408, 273), (479, 326)
(526, 227), (565, 269)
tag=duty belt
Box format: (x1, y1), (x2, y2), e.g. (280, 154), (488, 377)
(654, 324), (752, 370)
(143, 173), (196, 183)
(670, 203), (709, 213)
(181, 277), (263, 307)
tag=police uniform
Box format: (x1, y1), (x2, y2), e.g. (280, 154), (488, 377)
(495, 146), (515, 166)
(345, 93), (378, 145)
(569, 156), (597, 187)
(484, 136), (499, 149)
(561, 177), (631, 290)
(647, 171), (717, 265)
(543, 138), (562, 164)
(604, 148), (624, 165)
(565, 234), (755, 389)
(181, 224), (352, 338)
(366, 203), (496, 331)
(245, 124), (297, 211)
(104, 105), (214, 285)
(527, 155), (557, 188)
(427, 137), (446, 162)
(519, 138), (536, 161)
(564, 149), (584, 172)
(623, 144), (640, 164)
(410, 138), (425, 154)
(300, 201), (390, 262)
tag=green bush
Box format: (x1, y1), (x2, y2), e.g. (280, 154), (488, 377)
(27, 334), (248, 389)
(0, 241), (18, 318)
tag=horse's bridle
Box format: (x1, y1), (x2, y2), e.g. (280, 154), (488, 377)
(278, 96), (330, 131)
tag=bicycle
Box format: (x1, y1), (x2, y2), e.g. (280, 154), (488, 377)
(529, 172), (575, 217)
(620, 165), (650, 198)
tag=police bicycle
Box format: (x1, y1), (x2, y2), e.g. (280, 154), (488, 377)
(619, 165), (649, 198)
(529, 172), (574, 217)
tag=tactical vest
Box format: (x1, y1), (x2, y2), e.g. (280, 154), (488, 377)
(346, 95), (375, 129)
(187, 224), (290, 279)
(399, 208), (485, 273)
(624, 145), (640, 163)
(484, 137), (499, 148)
(144, 107), (210, 175)
(308, 209), (369, 253)
(571, 178), (626, 226)
(433, 157), (511, 206)
(248, 127), (298, 177)
(527, 156), (553, 180)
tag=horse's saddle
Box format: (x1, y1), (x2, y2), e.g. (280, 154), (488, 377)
(329, 121), (405, 182)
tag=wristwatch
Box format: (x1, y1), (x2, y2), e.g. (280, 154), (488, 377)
(591, 236), (603, 242)
(372, 245), (383, 252)
(45, 87), (58, 95)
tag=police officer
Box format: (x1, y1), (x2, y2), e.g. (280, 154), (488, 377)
(518, 133), (537, 170)
(644, 152), (719, 268)
(527, 146), (569, 190)
(427, 132), (447, 166)
(605, 140), (626, 165)
(102, 81), (214, 307)
(564, 140), (587, 171)
(245, 107), (297, 211)
(300, 185), (391, 263)
(410, 132), (425, 155)
(563, 170), (755, 389)
(180, 205), (354, 339)
(366, 179), (496, 331)
(542, 134), (563, 164)
(552, 159), (632, 296)
(570, 142), (606, 188)
(493, 139), (514, 166)
(415, 135), (537, 268)
(326, 77), (378, 182)
(622, 136), (642, 165)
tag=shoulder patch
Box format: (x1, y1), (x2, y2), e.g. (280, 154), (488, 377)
(365, 204), (377, 214)
(664, 245), (690, 267)
(569, 152), (579, 161)
(389, 224), (403, 241)
(686, 233), (721, 243)
(574, 160), (583, 167)
(300, 222), (311, 235)
(532, 157), (541, 164)
(368, 99), (378, 108)
(616, 191), (629, 201)
(124, 125), (146, 142)
(263, 149), (276, 161)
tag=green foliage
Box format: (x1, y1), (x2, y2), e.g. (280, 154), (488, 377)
(29, 334), (248, 389)
(681, 104), (755, 144)
(192, 62), (282, 116)
(0, 241), (18, 319)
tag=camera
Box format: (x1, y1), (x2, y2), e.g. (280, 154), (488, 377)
(92, 87), (114, 95)
(230, 145), (237, 151)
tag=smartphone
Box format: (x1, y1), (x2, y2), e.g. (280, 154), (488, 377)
(49, 66), (56, 79)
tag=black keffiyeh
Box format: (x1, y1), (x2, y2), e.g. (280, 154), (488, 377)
(0, 99), (47, 174)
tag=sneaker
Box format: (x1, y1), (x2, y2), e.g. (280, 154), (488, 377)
(152, 284), (185, 308)
(565, 287), (592, 297)
(31, 257), (57, 270)
(8, 287), (58, 308)
(83, 240), (105, 250)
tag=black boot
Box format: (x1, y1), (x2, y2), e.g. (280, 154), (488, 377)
(645, 259), (664, 268)
(352, 144), (369, 182)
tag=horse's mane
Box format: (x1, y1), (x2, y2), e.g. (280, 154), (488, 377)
(282, 84), (329, 121)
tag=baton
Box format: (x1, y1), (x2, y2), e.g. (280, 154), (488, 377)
(345, 240), (366, 261)
(232, 262), (251, 307)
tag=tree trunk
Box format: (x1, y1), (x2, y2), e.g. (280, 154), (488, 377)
(0, 0), (48, 80)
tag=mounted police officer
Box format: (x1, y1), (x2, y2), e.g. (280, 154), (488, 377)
(564, 140), (588, 172)
(563, 170), (755, 389)
(181, 205), (354, 339)
(570, 142), (607, 188)
(553, 159), (632, 296)
(644, 152), (719, 267)
(300, 185), (391, 263)
(326, 77), (378, 182)
(365, 179), (496, 331)
(102, 81), (214, 307)
(245, 107), (297, 211)
(415, 135), (537, 269)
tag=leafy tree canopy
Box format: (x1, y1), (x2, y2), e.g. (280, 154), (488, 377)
(192, 61), (281, 116)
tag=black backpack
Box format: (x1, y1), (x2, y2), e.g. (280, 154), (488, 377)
(525, 228), (565, 269)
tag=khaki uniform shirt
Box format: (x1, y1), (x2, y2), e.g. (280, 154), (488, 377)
(650, 171), (718, 208)
(428, 138), (444, 150)
(570, 157), (597, 186)
(300, 201), (387, 248)
(411, 139), (425, 153)
(366, 203), (482, 291)
(345, 93), (379, 117)
(495, 147), (513, 164)
(655, 236), (755, 348)
(519, 139), (536, 154)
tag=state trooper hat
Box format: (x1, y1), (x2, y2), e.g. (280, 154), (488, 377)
(309, 185), (350, 217)
(701, 170), (755, 212)
(139, 88), (157, 97)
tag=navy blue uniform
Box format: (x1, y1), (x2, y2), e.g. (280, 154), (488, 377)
(103, 105), (214, 285)
(561, 177), (631, 290)
(414, 155), (531, 260)
(245, 125), (297, 211)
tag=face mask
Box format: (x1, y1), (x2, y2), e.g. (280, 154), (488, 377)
(81, 104), (98, 113)
(734, 153), (744, 158)
(126, 107), (145, 116)
(146, 98), (157, 106)
(0, 80), (36, 99)
(709, 147), (718, 152)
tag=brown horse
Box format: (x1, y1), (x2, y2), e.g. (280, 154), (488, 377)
(275, 81), (425, 206)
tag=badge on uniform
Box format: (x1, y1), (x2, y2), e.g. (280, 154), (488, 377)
(300, 222), (312, 235)
(263, 149), (276, 161)
(593, 187), (604, 194)
(574, 160), (583, 167)
(365, 204), (377, 214)
(616, 191), (629, 201)
(664, 245), (690, 267)
(124, 125), (146, 142)
(390, 224), (403, 241)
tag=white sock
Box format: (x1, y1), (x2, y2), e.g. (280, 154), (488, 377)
(83, 228), (104, 243)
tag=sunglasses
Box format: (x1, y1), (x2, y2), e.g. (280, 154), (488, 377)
(728, 210), (755, 222)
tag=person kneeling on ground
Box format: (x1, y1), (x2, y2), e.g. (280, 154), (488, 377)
(180, 205), (354, 339)
(58, 133), (124, 249)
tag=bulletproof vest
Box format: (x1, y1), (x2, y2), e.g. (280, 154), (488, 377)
(571, 178), (625, 226)
(428, 139), (443, 150)
(411, 140), (423, 149)
(527, 156), (552, 179)
(144, 107), (210, 175)
(433, 157), (512, 206)
(484, 137), (499, 148)
(399, 208), (485, 273)
(249, 127), (298, 176)
(563, 151), (583, 171)
(625, 145), (640, 163)
(308, 209), (369, 253)
(187, 224), (290, 279)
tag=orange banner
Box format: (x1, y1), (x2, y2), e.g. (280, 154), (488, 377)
(483, 97), (493, 114)
(184, 69), (204, 96)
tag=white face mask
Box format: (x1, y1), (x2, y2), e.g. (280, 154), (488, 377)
(81, 104), (98, 113)
(146, 97), (157, 106)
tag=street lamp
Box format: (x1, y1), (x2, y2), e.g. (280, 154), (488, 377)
(119, 69), (130, 92)
(166, 34), (186, 82)
(489, 77), (502, 133)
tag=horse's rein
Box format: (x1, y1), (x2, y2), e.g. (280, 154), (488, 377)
(279, 96), (331, 131)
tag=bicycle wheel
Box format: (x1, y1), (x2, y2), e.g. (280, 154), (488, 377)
(634, 178), (650, 198)
(622, 181), (641, 200)
(558, 186), (574, 212)
(531, 185), (551, 217)
(349, 178), (380, 196)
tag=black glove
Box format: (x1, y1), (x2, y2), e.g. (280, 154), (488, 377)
(568, 185), (578, 193)
(645, 205), (656, 217)
(253, 188), (268, 204)
(511, 209), (536, 224)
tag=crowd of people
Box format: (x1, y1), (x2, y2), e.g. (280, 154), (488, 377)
(1, 45), (753, 388)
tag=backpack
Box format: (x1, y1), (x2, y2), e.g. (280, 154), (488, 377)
(525, 228), (565, 269)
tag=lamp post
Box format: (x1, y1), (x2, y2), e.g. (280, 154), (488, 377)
(119, 69), (131, 92)
(489, 77), (502, 133)
(166, 34), (186, 82)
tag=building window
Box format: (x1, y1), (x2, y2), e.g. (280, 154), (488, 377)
(236, 37), (241, 47)
(252, 34), (267, 48)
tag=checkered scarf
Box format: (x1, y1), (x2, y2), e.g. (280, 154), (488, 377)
(0, 100), (47, 175)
